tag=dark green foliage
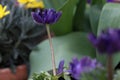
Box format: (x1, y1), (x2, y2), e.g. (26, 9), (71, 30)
(0, 0), (46, 72)
(72, 0), (88, 31)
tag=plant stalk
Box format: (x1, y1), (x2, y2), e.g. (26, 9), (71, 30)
(46, 24), (56, 76)
(107, 55), (113, 80)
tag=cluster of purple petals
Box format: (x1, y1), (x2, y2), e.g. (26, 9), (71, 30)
(57, 60), (64, 75)
(68, 56), (101, 80)
(107, 0), (114, 2)
(107, 0), (120, 2)
(31, 8), (62, 24)
(88, 28), (120, 55)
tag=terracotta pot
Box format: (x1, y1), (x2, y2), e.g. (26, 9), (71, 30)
(0, 64), (28, 80)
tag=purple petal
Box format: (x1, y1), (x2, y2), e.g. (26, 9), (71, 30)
(31, 8), (62, 24)
(57, 60), (64, 75)
(95, 34), (110, 53)
(80, 56), (96, 72)
(107, 0), (120, 2)
(31, 12), (43, 24)
(68, 56), (101, 80)
(88, 28), (120, 55)
(88, 33), (97, 46)
(45, 9), (55, 24)
(54, 11), (62, 23)
(87, 0), (91, 3)
(80, 56), (91, 67)
(107, 0), (114, 2)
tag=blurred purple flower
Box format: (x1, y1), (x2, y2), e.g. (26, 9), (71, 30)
(107, 0), (120, 2)
(87, 0), (91, 3)
(87, 0), (120, 3)
(57, 60), (64, 75)
(69, 56), (101, 80)
(107, 0), (114, 2)
(88, 28), (120, 55)
(31, 8), (62, 24)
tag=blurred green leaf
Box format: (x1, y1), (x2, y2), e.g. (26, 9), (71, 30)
(113, 53), (120, 68)
(98, 3), (120, 33)
(91, 0), (106, 5)
(72, 0), (87, 31)
(51, 0), (78, 36)
(97, 3), (120, 66)
(81, 68), (106, 80)
(43, 0), (67, 9)
(29, 32), (96, 78)
(89, 5), (101, 34)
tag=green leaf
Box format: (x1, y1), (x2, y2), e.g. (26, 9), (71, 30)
(43, 0), (66, 9)
(81, 68), (107, 80)
(97, 3), (120, 66)
(72, 0), (87, 31)
(51, 0), (78, 36)
(98, 3), (120, 34)
(91, 0), (106, 5)
(29, 32), (96, 78)
(89, 5), (101, 34)
(113, 53), (120, 68)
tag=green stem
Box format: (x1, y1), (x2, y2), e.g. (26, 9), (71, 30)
(107, 55), (113, 80)
(15, 39), (21, 48)
(46, 24), (56, 76)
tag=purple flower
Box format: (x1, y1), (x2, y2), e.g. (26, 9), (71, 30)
(87, 0), (91, 3)
(107, 0), (114, 2)
(57, 60), (64, 75)
(88, 28), (120, 55)
(107, 0), (120, 2)
(31, 8), (62, 24)
(87, 0), (119, 3)
(69, 56), (100, 80)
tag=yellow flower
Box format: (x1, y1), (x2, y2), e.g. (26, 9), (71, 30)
(0, 4), (10, 19)
(26, 1), (44, 8)
(17, 0), (35, 4)
(17, 0), (44, 8)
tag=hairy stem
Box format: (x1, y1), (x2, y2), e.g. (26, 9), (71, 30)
(107, 55), (113, 80)
(46, 24), (56, 76)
